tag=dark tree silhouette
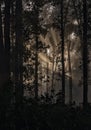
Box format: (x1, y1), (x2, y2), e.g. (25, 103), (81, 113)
(33, 1), (39, 100)
(0, 2), (4, 82)
(82, 0), (88, 107)
(60, 0), (65, 104)
(15, 0), (23, 105)
(4, 0), (11, 80)
(67, 41), (73, 105)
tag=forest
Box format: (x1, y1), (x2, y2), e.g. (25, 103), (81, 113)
(0, 0), (91, 129)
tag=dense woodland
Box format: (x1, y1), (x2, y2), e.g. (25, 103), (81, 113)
(0, 0), (91, 129)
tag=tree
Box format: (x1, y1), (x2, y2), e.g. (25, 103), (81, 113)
(67, 40), (73, 105)
(0, 2), (4, 88)
(82, 0), (88, 107)
(4, 0), (11, 80)
(60, 0), (65, 104)
(15, 0), (23, 105)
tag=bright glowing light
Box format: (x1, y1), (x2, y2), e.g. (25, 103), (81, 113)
(49, 6), (54, 13)
(73, 20), (78, 25)
(38, 53), (52, 65)
(47, 49), (50, 55)
(69, 32), (76, 40)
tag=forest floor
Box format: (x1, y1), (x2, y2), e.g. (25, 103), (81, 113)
(0, 99), (91, 130)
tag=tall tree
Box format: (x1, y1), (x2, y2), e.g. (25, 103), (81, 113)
(35, 34), (39, 100)
(82, 0), (88, 107)
(4, 0), (11, 80)
(67, 41), (72, 105)
(15, 0), (23, 105)
(0, 2), (4, 89)
(33, 0), (40, 100)
(60, 0), (65, 104)
(0, 3), (3, 70)
(0, 2), (3, 59)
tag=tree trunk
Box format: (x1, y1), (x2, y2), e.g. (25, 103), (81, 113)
(82, 0), (88, 107)
(15, 0), (23, 105)
(34, 1), (39, 100)
(67, 41), (72, 105)
(60, 0), (65, 104)
(51, 52), (55, 90)
(0, 3), (4, 90)
(4, 0), (11, 80)
(35, 35), (39, 100)
(0, 3), (4, 73)
(11, 0), (15, 83)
